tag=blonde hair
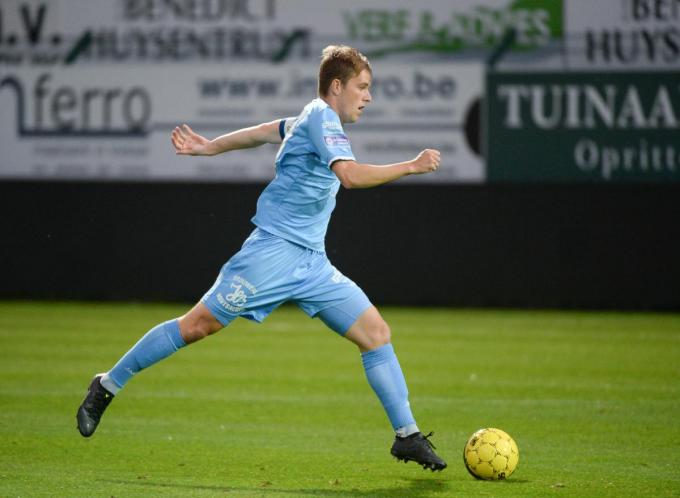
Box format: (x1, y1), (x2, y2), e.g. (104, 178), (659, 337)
(318, 45), (371, 97)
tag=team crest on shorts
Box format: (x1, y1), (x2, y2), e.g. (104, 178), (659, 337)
(217, 275), (257, 313)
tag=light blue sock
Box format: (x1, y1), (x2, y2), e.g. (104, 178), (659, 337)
(361, 343), (417, 432)
(106, 319), (186, 391)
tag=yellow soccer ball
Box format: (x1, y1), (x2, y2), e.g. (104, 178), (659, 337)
(463, 428), (519, 480)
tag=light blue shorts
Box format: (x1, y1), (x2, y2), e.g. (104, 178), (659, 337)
(201, 228), (372, 335)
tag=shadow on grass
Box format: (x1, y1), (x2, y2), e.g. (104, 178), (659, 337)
(100, 476), (451, 497)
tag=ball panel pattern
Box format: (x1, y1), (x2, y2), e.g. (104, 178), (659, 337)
(463, 428), (519, 480)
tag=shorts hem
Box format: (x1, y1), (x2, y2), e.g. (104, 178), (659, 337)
(313, 290), (373, 336)
(200, 298), (237, 327)
(310, 289), (368, 317)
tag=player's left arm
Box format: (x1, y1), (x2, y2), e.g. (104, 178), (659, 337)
(332, 149), (441, 189)
(171, 119), (283, 156)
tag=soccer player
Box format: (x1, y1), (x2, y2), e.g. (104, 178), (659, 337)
(76, 45), (446, 471)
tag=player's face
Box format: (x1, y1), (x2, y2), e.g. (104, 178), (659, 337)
(338, 69), (372, 123)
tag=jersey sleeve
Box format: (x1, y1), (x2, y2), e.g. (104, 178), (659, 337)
(307, 107), (355, 167)
(278, 117), (298, 140)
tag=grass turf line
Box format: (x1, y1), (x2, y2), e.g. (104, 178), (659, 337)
(0, 302), (679, 497)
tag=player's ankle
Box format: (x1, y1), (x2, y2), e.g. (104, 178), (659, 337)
(100, 373), (121, 395)
(396, 424), (420, 438)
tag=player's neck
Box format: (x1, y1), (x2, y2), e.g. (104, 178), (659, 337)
(319, 95), (344, 123)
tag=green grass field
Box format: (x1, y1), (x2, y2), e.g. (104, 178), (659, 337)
(1, 302), (679, 497)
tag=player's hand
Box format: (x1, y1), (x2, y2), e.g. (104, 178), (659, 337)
(410, 149), (441, 175)
(171, 124), (213, 156)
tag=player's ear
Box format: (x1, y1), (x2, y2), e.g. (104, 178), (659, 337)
(330, 78), (343, 96)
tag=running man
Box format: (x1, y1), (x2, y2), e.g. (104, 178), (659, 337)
(76, 45), (446, 471)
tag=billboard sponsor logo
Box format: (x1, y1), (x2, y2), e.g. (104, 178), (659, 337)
(0, 0), (309, 66)
(0, 73), (151, 136)
(121, 0), (276, 22)
(344, 2), (561, 57)
(497, 83), (679, 130)
(584, 0), (680, 65)
(574, 138), (678, 180)
(0, 3), (64, 66)
(488, 73), (680, 182)
(197, 71), (457, 101)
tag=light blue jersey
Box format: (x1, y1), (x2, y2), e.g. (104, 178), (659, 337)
(251, 98), (355, 252)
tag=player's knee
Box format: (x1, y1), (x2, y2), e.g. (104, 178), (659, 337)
(179, 315), (221, 343)
(191, 322), (216, 340)
(366, 320), (391, 349)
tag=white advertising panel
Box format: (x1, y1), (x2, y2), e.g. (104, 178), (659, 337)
(0, 0), (565, 183)
(565, 0), (680, 70)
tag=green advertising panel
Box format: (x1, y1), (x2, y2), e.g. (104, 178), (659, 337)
(487, 72), (680, 182)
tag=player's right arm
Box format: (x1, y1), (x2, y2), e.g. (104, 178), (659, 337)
(171, 119), (283, 156)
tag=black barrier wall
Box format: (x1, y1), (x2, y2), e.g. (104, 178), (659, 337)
(1, 181), (678, 310)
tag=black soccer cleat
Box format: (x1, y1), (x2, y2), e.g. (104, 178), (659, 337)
(391, 431), (447, 471)
(76, 374), (114, 437)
